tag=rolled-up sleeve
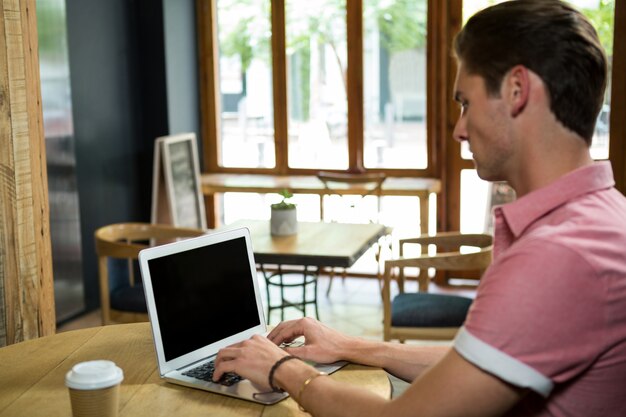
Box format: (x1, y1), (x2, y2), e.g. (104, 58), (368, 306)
(454, 238), (604, 396)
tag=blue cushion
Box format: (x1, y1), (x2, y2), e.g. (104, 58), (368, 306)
(108, 258), (131, 293)
(391, 293), (472, 328)
(107, 258), (147, 313)
(110, 283), (147, 313)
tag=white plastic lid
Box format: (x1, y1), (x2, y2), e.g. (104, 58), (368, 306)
(65, 360), (124, 390)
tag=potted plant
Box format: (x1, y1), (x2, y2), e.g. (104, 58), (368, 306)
(270, 189), (297, 236)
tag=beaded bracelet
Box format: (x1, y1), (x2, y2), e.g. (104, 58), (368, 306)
(296, 371), (328, 413)
(268, 355), (299, 392)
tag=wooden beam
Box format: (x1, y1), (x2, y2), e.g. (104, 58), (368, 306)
(439, 0), (463, 233)
(271, 0), (289, 174)
(346, 0), (364, 171)
(610, 0), (626, 194)
(196, 0), (222, 227)
(0, 0), (55, 346)
(196, 0), (221, 173)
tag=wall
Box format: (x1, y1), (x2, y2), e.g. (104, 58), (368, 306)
(163, 0), (200, 136)
(64, 0), (199, 312)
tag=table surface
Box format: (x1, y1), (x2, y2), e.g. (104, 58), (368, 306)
(0, 323), (391, 417)
(201, 173), (441, 197)
(224, 219), (387, 268)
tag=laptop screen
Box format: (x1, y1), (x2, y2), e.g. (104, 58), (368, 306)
(147, 236), (260, 361)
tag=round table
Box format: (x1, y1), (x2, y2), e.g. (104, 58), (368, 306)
(0, 323), (391, 416)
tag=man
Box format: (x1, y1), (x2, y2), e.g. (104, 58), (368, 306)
(214, 1), (626, 416)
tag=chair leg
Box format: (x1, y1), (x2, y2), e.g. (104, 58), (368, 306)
(375, 241), (387, 300)
(313, 266), (320, 320)
(326, 267), (335, 296)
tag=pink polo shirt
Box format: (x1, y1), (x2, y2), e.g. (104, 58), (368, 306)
(454, 162), (626, 417)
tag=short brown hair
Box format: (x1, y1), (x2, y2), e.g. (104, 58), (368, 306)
(454, 0), (607, 144)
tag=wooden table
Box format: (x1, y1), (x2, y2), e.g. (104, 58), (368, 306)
(0, 323), (391, 417)
(223, 220), (388, 320)
(201, 173), (441, 231)
(227, 219), (387, 267)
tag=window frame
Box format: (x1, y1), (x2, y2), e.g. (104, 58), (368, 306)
(609, 0), (626, 194)
(196, 0), (626, 234)
(196, 0), (440, 179)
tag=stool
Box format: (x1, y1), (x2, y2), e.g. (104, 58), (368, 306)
(260, 264), (320, 322)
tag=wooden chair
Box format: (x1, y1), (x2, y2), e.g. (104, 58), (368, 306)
(316, 171), (390, 295)
(94, 222), (205, 325)
(317, 171), (387, 223)
(382, 232), (493, 342)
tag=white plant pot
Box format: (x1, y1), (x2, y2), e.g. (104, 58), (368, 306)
(270, 208), (297, 236)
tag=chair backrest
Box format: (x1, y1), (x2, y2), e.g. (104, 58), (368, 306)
(94, 222), (205, 325)
(316, 171), (386, 223)
(317, 171), (386, 191)
(382, 232), (493, 342)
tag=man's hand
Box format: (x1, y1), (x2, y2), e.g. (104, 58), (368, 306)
(212, 334), (288, 390)
(267, 317), (357, 364)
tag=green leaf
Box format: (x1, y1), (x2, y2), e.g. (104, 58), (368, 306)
(271, 189), (296, 210)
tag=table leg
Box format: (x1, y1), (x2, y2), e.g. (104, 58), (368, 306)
(419, 193), (429, 236)
(261, 264), (320, 323)
(315, 267), (320, 319)
(260, 264), (272, 323)
(305, 265), (320, 320)
(419, 194), (430, 287)
(278, 264), (286, 322)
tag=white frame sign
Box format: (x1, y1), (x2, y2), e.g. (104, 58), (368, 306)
(151, 133), (206, 230)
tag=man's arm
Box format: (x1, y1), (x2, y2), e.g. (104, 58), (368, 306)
(274, 347), (526, 417)
(334, 337), (450, 382)
(269, 317), (449, 381)
(215, 319), (526, 416)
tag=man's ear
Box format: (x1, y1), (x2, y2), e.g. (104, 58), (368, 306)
(505, 65), (530, 117)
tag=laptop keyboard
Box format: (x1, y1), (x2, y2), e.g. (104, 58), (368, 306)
(182, 360), (244, 386)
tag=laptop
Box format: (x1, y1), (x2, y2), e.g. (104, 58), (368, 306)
(138, 227), (346, 405)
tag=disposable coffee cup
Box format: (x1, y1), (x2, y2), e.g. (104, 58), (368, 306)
(65, 360), (124, 417)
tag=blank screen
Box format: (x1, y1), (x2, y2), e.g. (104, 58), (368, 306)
(148, 236), (260, 361)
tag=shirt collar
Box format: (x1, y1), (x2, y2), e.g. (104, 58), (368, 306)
(498, 161), (615, 238)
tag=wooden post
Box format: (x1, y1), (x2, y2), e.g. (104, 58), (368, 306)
(610, 0), (626, 195)
(0, 0), (55, 346)
(346, 0), (364, 172)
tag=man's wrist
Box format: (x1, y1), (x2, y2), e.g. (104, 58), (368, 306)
(268, 355), (300, 392)
(339, 336), (382, 365)
(273, 358), (318, 395)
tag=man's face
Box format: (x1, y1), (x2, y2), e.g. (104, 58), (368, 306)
(453, 63), (515, 182)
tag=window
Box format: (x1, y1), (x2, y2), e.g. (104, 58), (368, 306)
(286, 0), (349, 169)
(581, 0), (615, 160)
(200, 0), (433, 176)
(216, 0), (274, 168)
(363, 1), (428, 170)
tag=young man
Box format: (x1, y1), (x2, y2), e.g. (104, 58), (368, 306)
(213, 1), (626, 416)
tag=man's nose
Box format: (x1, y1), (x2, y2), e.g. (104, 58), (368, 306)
(453, 116), (468, 143)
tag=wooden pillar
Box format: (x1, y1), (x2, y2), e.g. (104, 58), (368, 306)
(610, 0), (626, 195)
(0, 0), (55, 346)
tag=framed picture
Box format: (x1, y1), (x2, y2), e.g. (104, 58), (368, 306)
(151, 133), (206, 230)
